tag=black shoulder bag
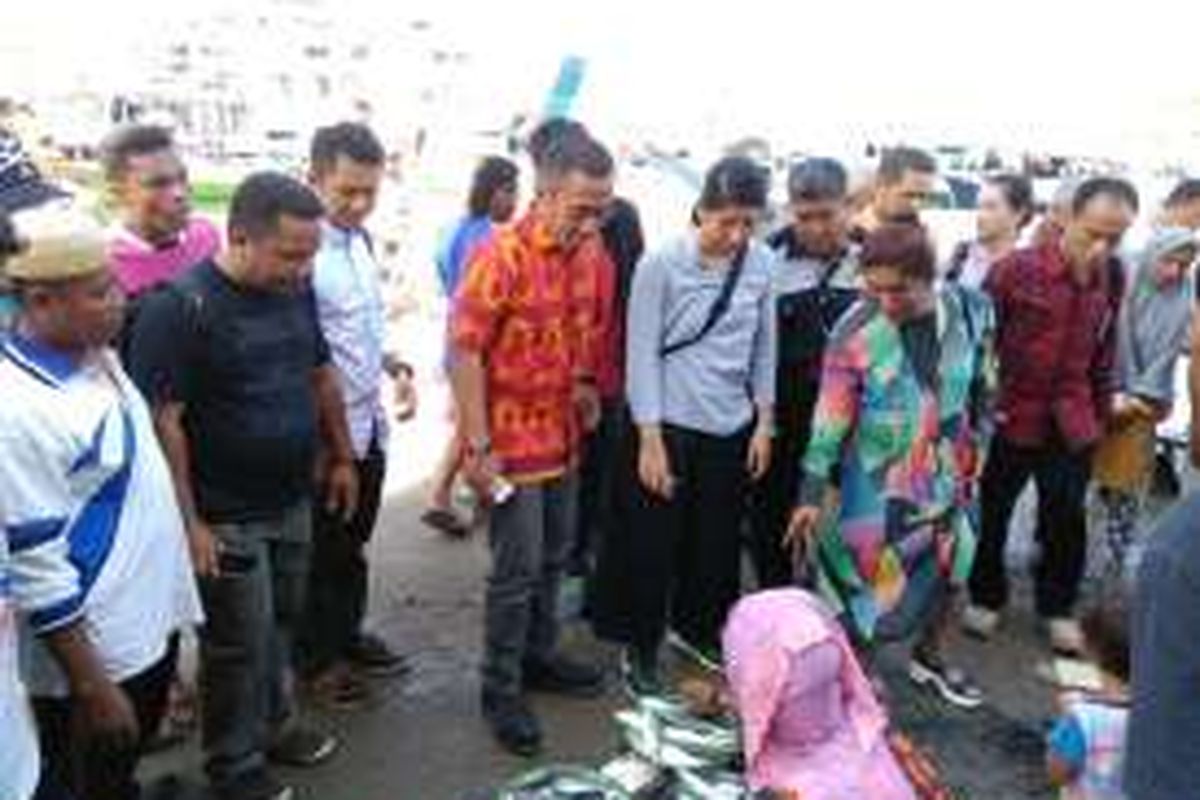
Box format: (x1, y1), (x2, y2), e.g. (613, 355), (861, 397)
(659, 245), (749, 357)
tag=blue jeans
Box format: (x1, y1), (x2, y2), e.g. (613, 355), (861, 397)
(199, 502), (311, 789)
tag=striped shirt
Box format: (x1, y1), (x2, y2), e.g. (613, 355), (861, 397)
(0, 334), (202, 697)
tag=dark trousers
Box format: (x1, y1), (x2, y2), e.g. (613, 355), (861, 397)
(201, 502), (311, 788)
(610, 424), (749, 654)
(33, 638), (177, 800)
(482, 472), (578, 698)
(747, 421), (810, 589)
(298, 441), (387, 676)
(969, 435), (1092, 618)
(571, 399), (622, 576)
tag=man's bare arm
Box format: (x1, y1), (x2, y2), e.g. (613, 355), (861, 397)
(450, 350), (488, 445)
(43, 621), (138, 745)
(313, 364), (356, 465)
(313, 364), (359, 517)
(153, 402), (219, 576)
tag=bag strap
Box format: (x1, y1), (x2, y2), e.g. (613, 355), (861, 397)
(163, 269), (211, 348)
(952, 283), (977, 346)
(945, 240), (971, 283)
(660, 245), (749, 357)
(815, 248), (851, 293)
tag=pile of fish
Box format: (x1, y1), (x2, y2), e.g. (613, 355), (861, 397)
(497, 691), (765, 799)
(496, 765), (633, 800)
(612, 695), (746, 799)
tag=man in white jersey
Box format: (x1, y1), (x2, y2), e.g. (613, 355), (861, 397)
(0, 209), (40, 800)
(0, 208), (202, 800)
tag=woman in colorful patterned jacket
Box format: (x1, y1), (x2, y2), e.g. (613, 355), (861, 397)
(787, 222), (994, 711)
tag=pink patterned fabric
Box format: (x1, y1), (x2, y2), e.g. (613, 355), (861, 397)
(107, 217), (222, 296)
(722, 589), (915, 800)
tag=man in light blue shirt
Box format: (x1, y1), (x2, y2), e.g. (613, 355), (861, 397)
(301, 123), (415, 707)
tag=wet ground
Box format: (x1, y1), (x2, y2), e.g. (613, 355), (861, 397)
(143, 484), (1082, 800)
(143, 371), (1173, 799)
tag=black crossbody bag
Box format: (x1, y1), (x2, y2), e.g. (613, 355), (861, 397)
(659, 245), (749, 357)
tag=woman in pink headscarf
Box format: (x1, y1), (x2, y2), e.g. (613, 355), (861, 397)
(722, 588), (915, 799)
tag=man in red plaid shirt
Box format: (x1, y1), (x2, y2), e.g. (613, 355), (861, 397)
(965, 176), (1137, 655)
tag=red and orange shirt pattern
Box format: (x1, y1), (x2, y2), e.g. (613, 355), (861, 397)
(452, 213), (610, 484)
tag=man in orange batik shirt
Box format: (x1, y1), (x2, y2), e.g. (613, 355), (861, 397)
(451, 130), (614, 757)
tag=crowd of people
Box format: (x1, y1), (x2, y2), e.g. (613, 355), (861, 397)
(1, 114), (1199, 800)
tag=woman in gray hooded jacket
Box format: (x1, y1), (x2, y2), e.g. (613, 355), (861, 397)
(1093, 227), (1197, 576)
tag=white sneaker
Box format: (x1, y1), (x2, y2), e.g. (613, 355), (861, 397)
(961, 605), (1000, 640)
(1048, 618), (1085, 656)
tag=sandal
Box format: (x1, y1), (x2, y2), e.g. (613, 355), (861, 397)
(302, 665), (371, 711)
(420, 507), (470, 537)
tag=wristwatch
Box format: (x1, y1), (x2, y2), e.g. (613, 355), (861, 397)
(465, 436), (492, 458)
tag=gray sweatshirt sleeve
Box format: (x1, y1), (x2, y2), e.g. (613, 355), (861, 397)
(626, 249), (666, 426)
(1128, 298), (1192, 404)
(750, 250), (778, 407)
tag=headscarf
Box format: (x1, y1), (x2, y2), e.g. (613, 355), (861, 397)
(722, 589), (890, 773)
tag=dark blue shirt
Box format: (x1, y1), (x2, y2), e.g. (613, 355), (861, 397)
(128, 259), (330, 523)
(1127, 490), (1200, 799)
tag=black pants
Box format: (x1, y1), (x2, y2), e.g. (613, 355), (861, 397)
(969, 435), (1092, 618)
(33, 638), (177, 800)
(593, 423), (749, 654)
(571, 399), (623, 576)
(747, 420), (810, 589)
(297, 441), (387, 676)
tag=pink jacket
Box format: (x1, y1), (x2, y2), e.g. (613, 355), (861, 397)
(722, 589), (915, 800)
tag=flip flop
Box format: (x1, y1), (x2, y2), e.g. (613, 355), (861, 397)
(421, 507), (470, 537)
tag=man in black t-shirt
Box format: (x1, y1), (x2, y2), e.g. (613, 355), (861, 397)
(128, 173), (358, 800)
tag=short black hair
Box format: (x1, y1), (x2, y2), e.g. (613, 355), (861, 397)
(698, 156), (769, 212)
(540, 133), (614, 184)
(526, 117), (588, 169)
(877, 146), (937, 185)
(1081, 593), (1130, 683)
(228, 172), (324, 240)
(787, 158), (848, 203)
(1165, 178), (1200, 209)
(986, 173), (1036, 228)
(100, 124), (175, 181)
(310, 122), (385, 174)
(1073, 176), (1139, 216)
(467, 156), (518, 217)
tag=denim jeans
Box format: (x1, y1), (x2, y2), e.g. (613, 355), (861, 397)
(199, 501), (311, 789)
(482, 472), (578, 698)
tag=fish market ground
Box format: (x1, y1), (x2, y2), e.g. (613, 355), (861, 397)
(145, 377), (1167, 799)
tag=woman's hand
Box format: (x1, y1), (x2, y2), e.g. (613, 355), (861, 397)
(746, 429), (772, 481)
(638, 428), (675, 499)
(784, 505), (822, 555)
